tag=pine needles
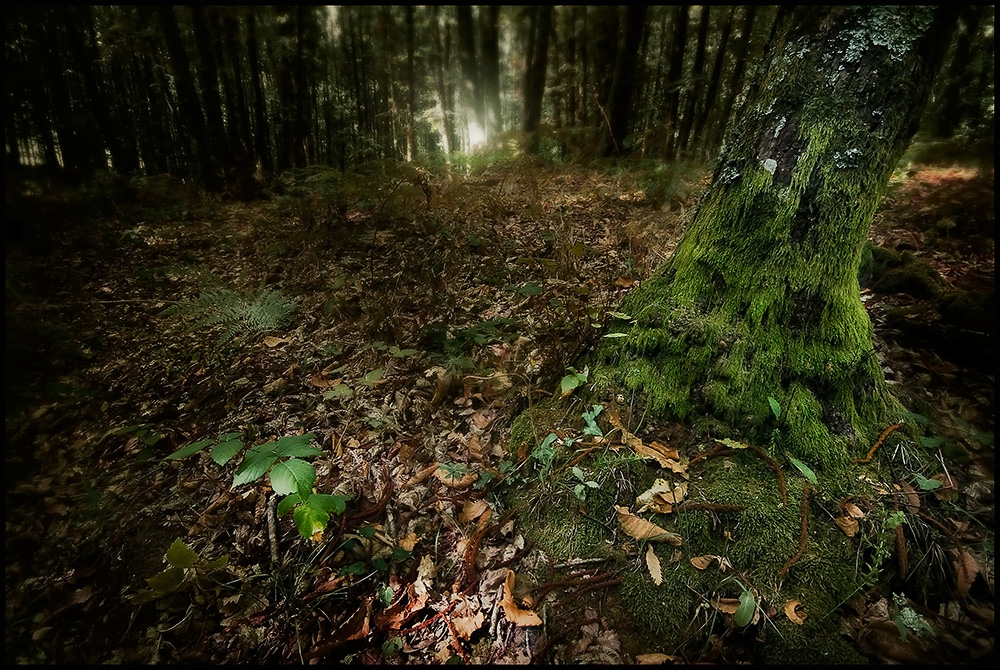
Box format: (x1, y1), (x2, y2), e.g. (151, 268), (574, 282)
(162, 287), (296, 346)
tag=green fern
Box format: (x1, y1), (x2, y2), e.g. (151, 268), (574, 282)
(163, 288), (296, 345)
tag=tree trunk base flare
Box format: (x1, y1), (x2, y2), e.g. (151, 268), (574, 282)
(505, 7), (959, 662)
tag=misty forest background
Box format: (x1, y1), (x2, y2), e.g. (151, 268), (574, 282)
(5, 6), (994, 187)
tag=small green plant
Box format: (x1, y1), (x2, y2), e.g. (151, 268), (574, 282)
(166, 432), (350, 540)
(570, 466), (600, 501)
(559, 366), (589, 397)
(132, 538), (230, 605)
(581, 404), (604, 437)
(768, 396), (820, 484)
(162, 286), (296, 346)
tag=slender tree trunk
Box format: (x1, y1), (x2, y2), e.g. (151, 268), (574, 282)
(661, 5), (688, 160)
(691, 6), (735, 157)
(405, 6), (417, 160)
(158, 6), (220, 188)
(431, 7), (457, 155)
(603, 6), (647, 157)
(677, 5), (710, 154)
(190, 6), (232, 176)
(710, 6), (758, 155)
(523, 5), (553, 154)
(246, 10), (273, 180)
(456, 6), (486, 141)
(480, 5), (503, 141)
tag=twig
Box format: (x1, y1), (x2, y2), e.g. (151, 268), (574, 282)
(854, 423), (904, 464)
(267, 493), (279, 565)
(779, 485), (811, 576)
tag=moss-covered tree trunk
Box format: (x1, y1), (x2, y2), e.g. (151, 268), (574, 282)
(595, 6), (957, 470)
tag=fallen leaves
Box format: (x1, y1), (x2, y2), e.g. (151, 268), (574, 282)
(784, 599), (807, 625)
(499, 570), (542, 626)
(645, 545), (663, 585)
(614, 505), (682, 545)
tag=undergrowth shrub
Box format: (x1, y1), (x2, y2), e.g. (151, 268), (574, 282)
(162, 287), (296, 346)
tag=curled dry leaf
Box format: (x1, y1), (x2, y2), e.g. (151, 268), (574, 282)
(434, 468), (479, 489)
(645, 545), (663, 585)
(636, 479), (687, 513)
(636, 653), (674, 664)
(499, 570), (542, 627)
(844, 502), (864, 518)
(614, 505), (682, 545)
(710, 596), (741, 615)
(835, 515), (859, 537)
(459, 499), (490, 524)
(690, 555), (716, 570)
(785, 599), (807, 625)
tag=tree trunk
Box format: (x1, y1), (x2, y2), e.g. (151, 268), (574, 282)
(602, 6), (647, 157)
(480, 5), (503, 141)
(456, 6), (485, 142)
(677, 5), (710, 154)
(691, 6), (735, 157)
(158, 6), (220, 189)
(709, 6), (758, 155)
(594, 5), (957, 470)
(246, 10), (273, 180)
(522, 5), (553, 154)
(660, 5), (688, 160)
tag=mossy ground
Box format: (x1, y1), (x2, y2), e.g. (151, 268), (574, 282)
(506, 391), (908, 662)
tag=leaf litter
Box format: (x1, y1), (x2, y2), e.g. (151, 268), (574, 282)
(4, 163), (993, 663)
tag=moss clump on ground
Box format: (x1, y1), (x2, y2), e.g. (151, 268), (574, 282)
(506, 394), (902, 662)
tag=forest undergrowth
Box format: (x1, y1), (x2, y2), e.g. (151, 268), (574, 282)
(4, 157), (994, 664)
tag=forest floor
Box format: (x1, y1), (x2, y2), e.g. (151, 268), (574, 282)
(4, 158), (994, 664)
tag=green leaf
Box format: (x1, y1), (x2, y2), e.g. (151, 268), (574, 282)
(340, 561), (366, 576)
(232, 454), (278, 488)
(390, 346), (418, 358)
(212, 438), (244, 465)
(293, 502), (330, 539)
(323, 383), (354, 399)
(382, 636), (403, 656)
(391, 547), (412, 561)
(358, 525), (377, 538)
(560, 373), (583, 396)
(146, 566), (185, 593)
(309, 493), (350, 515)
(269, 458), (317, 497)
(165, 439), (213, 460)
(735, 590), (756, 627)
(165, 538), (199, 568)
(379, 586), (396, 607)
(788, 456), (818, 484)
(918, 435), (946, 449)
(768, 396), (781, 420)
(519, 282), (542, 295)
(277, 493), (303, 516)
(272, 433), (321, 457)
(602, 332), (628, 338)
(913, 472), (942, 491)
(607, 311), (632, 320)
(362, 368), (384, 386)
(582, 404), (604, 437)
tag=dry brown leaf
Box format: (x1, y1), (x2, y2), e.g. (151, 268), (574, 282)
(636, 652), (674, 664)
(397, 531), (419, 552)
(263, 335), (288, 348)
(451, 598), (486, 640)
(636, 480), (686, 513)
(434, 468), (478, 489)
(614, 505), (682, 544)
(459, 499), (490, 524)
(710, 596), (741, 614)
(835, 515), (859, 537)
(500, 570), (542, 626)
(845, 502), (864, 518)
(784, 600), (807, 625)
(309, 372), (340, 388)
(933, 472), (959, 501)
(406, 462), (440, 487)
(690, 555), (716, 570)
(645, 545), (663, 585)
(899, 480), (920, 513)
(953, 549), (980, 596)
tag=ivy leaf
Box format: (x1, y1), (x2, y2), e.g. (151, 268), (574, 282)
(913, 472), (942, 491)
(519, 282), (542, 295)
(146, 566), (185, 593)
(269, 458), (317, 497)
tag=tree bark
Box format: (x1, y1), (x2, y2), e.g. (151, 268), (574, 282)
(595, 6), (958, 469)
(602, 6), (647, 157)
(660, 5), (688, 160)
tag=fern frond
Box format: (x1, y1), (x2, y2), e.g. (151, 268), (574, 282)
(163, 287), (296, 345)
